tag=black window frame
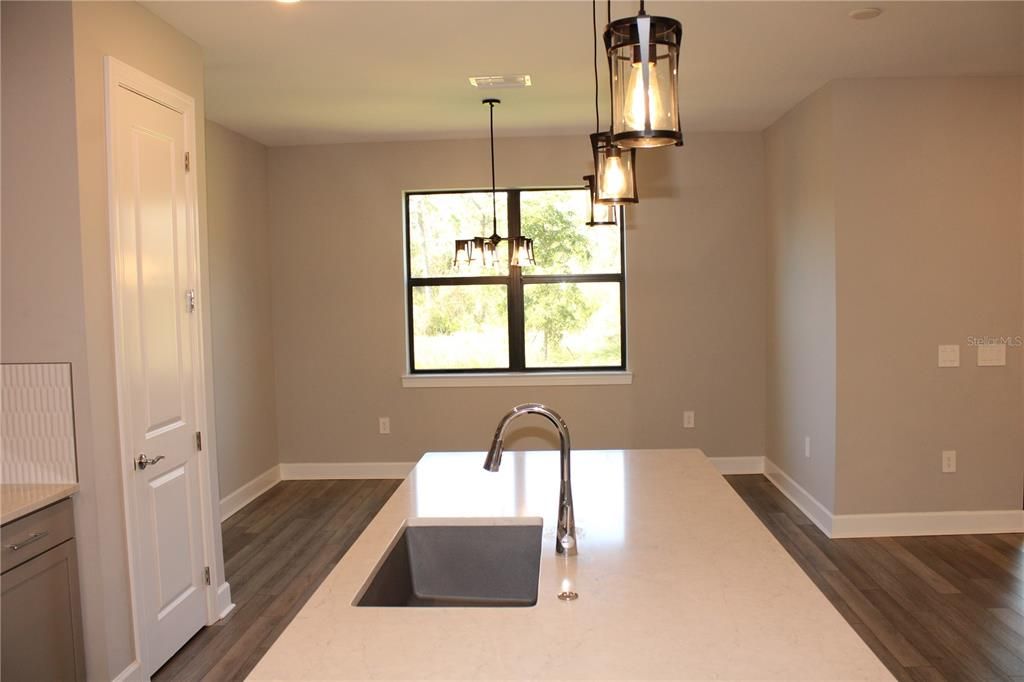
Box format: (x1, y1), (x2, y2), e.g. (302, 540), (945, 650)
(405, 187), (627, 374)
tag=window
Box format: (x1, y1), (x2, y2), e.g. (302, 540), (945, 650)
(406, 188), (625, 373)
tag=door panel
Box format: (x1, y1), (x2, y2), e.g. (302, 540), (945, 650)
(149, 465), (197, 614)
(133, 121), (190, 433)
(112, 82), (207, 675)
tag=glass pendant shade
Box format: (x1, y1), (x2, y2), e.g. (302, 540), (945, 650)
(583, 175), (618, 226)
(473, 236), (499, 267)
(605, 13), (683, 149)
(453, 239), (474, 268)
(509, 236), (535, 267)
(591, 132), (638, 204)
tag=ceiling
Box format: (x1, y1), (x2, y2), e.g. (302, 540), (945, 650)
(143, 1), (1024, 147)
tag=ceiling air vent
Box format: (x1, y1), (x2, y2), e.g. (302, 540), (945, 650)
(468, 75), (532, 90)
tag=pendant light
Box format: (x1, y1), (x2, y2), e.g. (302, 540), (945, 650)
(583, 175), (618, 227)
(453, 99), (535, 268)
(509, 236), (535, 267)
(605, 0), (683, 149)
(591, 0), (638, 204)
(454, 239), (475, 267)
(591, 132), (638, 204)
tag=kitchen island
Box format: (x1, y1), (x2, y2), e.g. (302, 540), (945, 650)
(249, 449), (892, 680)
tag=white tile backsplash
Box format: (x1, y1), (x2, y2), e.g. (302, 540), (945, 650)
(1, 363), (78, 484)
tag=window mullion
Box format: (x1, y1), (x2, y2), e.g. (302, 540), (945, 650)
(508, 190), (525, 371)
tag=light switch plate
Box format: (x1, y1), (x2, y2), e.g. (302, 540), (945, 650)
(977, 343), (1006, 367)
(938, 344), (960, 368)
(683, 411), (695, 429)
(378, 417), (391, 435)
(942, 450), (957, 473)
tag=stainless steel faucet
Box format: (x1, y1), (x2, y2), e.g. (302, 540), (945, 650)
(484, 403), (577, 556)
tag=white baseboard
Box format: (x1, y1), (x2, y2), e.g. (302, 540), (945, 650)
(111, 660), (142, 682)
(229, 457), (1024, 538)
(831, 509), (1024, 538)
(218, 462), (410, 518)
(708, 456), (765, 475)
(762, 457), (1024, 538)
(215, 581), (235, 620)
(279, 461), (414, 480)
(219, 465), (281, 520)
(763, 458), (836, 536)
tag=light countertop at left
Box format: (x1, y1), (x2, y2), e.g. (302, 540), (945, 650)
(1, 483), (80, 525)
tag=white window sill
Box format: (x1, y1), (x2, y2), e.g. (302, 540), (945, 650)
(401, 371), (633, 388)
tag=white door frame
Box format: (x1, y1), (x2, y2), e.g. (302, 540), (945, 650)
(104, 57), (230, 680)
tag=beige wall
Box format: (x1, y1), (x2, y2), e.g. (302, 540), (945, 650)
(0, 2), (116, 678)
(267, 134), (767, 464)
(764, 85), (838, 511)
(766, 76), (1024, 516)
(1, 1), (84, 362)
(833, 77), (1024, 514)
(206, 121), (280, 496)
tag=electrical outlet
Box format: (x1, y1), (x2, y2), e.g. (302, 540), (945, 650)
(804, 436), (811, 459)
(938, 344), (960, 368)
(683, 411), (695, 429)
(942, 450), (956, 473)
(378, 417), (391, 435)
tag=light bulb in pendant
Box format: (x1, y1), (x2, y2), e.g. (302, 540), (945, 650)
(602, 153), (628, 197)
(623, 59), (666, 131)
(481, 241), (496, 267)
(593, 202), (616, 225)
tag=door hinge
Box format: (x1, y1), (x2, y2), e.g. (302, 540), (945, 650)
(195, 431), (202, 451)
(203, 566), (211, 585)
(185, 152), (190, 172)
(185, 288), (196, 313)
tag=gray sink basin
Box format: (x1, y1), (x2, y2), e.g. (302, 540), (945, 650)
(355, 523), (543, 607)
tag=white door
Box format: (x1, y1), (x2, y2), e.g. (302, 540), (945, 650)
(110, 79), (208, 675)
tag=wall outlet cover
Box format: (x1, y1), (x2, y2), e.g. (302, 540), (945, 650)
(977, 343), (1007, 367)
(942, 450), (956, 473)
(938, 344), (960, 368)
(378, 417), (391, 435)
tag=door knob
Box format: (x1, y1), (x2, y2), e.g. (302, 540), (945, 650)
(135, 454), (165, 470)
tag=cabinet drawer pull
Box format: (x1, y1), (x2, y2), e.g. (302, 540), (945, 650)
(6, 531), (48, 551)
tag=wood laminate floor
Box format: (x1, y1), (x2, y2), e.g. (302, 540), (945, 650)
(153, 479), (401, 681)
(726, 474), (1024, 682)
(156, 474), (1022, 681)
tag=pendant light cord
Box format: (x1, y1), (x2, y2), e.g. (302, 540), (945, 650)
(488, 100), (498, 239)
(593, 0), (600, 134)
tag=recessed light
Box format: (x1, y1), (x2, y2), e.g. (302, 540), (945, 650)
(276, 0), (301, 4)
(469, 75), (532, 90)
(849, 7), (883, 20)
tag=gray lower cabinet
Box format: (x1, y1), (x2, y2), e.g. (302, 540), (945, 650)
(1, 499), (86, 681)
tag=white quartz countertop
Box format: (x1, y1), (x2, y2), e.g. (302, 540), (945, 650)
(1, 483), (79, 525)
(249, 449), (893, 680)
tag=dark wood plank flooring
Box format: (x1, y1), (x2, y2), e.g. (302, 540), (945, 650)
(156, 474), (1022, 681)
(726, 474), (1024, 682)
(153, 479), (400, 681)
